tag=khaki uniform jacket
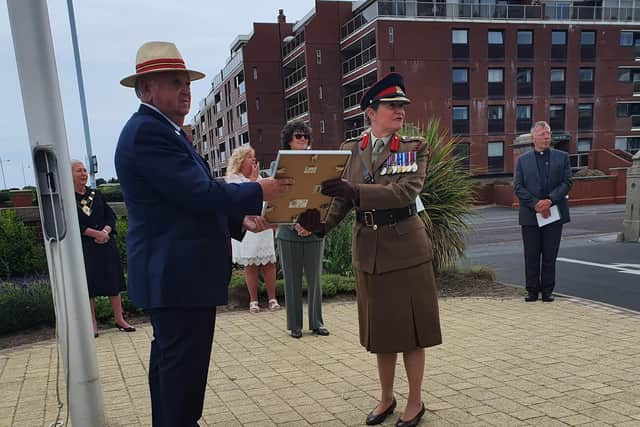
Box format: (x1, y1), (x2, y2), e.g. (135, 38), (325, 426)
(325, 130), (434, 274)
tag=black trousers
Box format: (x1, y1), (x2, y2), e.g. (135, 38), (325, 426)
(149, 307), (217, 427)
(521, 222), (563, 296)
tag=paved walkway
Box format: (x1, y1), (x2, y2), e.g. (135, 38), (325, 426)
(1, 297), (640, 426)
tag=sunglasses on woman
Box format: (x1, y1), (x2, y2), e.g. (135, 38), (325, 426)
(293, 133), (310, 140)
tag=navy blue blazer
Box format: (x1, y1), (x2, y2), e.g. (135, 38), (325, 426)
(115, 105), (262, 309)
(513, 148), (572, 226)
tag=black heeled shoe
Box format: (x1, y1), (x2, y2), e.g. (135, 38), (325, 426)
(115, 322), (136, 332)
(312, 327), (330, 336)
(395, 402), (425, 427)
(366, 397), (396, 425)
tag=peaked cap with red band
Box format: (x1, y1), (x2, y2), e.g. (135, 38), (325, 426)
(359, 72), (411, 111)
(120, 41), (205, 87)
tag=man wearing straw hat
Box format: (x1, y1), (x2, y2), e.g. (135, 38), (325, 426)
(115, 41), (292, 427)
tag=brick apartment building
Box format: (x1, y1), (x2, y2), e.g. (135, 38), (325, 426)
(192, 0), (640, 177)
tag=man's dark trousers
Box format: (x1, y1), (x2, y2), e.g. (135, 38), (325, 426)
(149, 307), (217, 427)
(521, 222), (563, 296)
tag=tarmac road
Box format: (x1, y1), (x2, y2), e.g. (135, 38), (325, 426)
(462, 204), (640, 311)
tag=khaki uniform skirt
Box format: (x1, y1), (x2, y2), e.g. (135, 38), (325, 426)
(355, 261), (442, 353)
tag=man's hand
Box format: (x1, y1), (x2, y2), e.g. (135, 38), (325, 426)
(321, 178), (359, 202)
(294, 223), (312, 237)
(540, 209), (551, 219)
(243, 215), (276, 233)
(297, 209), (326, 235)
(534, 199), (552, 213)
(259, 177), (294, 201)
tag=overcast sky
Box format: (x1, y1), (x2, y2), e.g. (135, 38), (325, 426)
(0, 0), (317, 188)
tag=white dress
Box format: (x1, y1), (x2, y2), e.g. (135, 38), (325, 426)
(225, 174), (277, 266)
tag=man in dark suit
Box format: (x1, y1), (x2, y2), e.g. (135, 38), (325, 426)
(513, 121), (572, 303)
(115, 41), (291, 427)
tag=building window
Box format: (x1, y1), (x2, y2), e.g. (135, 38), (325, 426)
(551, 30), (567, 60)
(580, 31), (596, 61)
(487, 141), (504, 173)
(487, 105), (504, 134)
(578, 104), (593, 131)
(452, 106), (469, 135)
(388, 26), (394, 44)
(452, 29), (469, 60)
(572, 138), (591, 169)
(615, 136), (640, 154)
(550, 68), (566, 96)
(517, 30), (533, 60)
(453, 142), (470, 170)
(577, 138), (592, 152)
(620, 31), (634, 46)
(255, 97), (260, 111)
(252, 66), (258, 80)
(316, 49), (322, 64)
(618, 67), (640, 93)
(579, 68), (594, 97)
(452, 68), (469, 100)
(488, 68), (504, 98)
(517, 68), (533, 97)
(516, 104), (532, 133)
(488, 30), (504, 60)
(549, 104), (565, 131)
(319, 85), (324, 100)
(240, 132), (249, 145)
(320, 120), (326, 134)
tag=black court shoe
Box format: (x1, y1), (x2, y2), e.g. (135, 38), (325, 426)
(290, 329), (302, 339)
(542, 294), (555, 302)
(115, 322), (136, 332)
(524, 292), (538, 302)
(395, 402), (425, 427)
(366, 398), (396, 425)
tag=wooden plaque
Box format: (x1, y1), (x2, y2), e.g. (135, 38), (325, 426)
(263, 150), (352, 224)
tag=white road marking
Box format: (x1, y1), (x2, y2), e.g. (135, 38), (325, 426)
(557, 257), (640, 276)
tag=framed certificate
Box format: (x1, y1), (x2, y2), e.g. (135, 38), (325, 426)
(263, 149), (352, 224)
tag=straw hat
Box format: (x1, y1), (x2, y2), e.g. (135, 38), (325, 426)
(120, 41), (205, 87)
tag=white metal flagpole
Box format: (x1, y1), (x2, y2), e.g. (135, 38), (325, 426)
(6, 1), (105, 426)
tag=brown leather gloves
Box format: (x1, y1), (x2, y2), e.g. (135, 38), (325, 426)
(320, 178), (359, 204)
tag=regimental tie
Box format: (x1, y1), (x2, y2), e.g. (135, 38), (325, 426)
(371, 139), (384, 164)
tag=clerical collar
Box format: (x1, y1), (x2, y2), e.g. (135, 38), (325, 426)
(535, 148), (549, 155)
(142, 102), (181, 132)
(370, 131), (391, 146)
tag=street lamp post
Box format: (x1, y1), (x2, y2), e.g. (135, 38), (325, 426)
(22, 163), (31, 187)
(0, 156), (9, 190)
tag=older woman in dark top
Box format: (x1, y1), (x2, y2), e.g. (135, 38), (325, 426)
(276, 121), (328, 339)
(72, 160), (135, 337)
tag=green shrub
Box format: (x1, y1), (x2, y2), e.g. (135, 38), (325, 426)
(98, 184), (123, 202)
(0, 210), (47, 279)
(0, 191), (10, 203)
(115, 216), (128, 268)
(403, 120), (475, 272)
(0, 281), (55, 335)
(322, 212), (354, 276)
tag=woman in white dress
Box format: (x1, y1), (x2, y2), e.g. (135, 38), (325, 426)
(226, 145), (280, 313)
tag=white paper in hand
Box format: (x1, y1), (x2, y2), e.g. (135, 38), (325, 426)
(415, 196), (425, 213)
(536, 205), (561, 227)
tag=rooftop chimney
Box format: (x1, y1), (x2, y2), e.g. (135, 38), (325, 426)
(278, 9), (286, 24)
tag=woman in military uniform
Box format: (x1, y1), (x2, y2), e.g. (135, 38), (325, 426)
(299, 73), (441, 427)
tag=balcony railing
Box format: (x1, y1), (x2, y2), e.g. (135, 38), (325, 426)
(633, 81), (640, 94)
(284, 66), (306, 89)
(632, 115), (640, 129)
(342, 44), (376, 75)
(282, 31), (305, 58)
(344, 86), (370, 110)
(286, 100), (308, 121)
(345, 125), (366, 139)
(347, 1), (640, 25)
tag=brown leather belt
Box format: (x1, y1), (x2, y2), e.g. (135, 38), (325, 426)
(355, 204), (417, 229)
